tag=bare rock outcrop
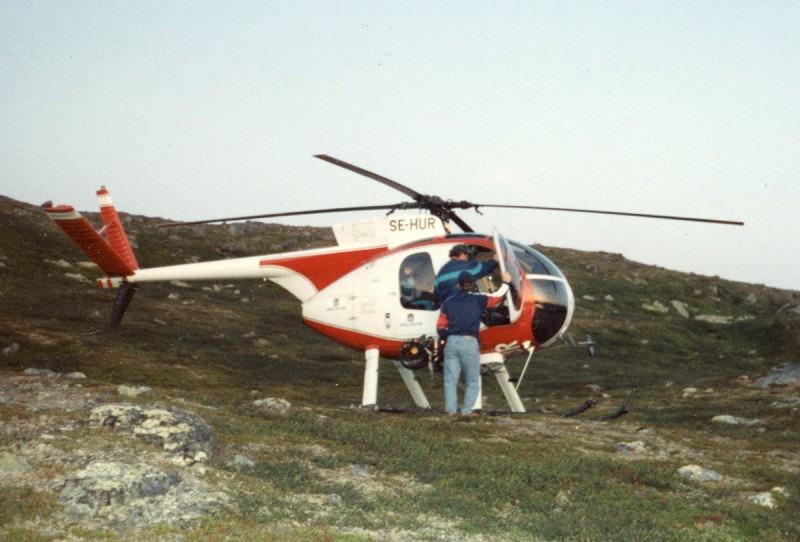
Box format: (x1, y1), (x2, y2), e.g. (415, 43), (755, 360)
(1, 370), (229, 533)
(90, 403), (213, 465)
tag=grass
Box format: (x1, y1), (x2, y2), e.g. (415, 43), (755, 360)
(0, 487), (57, 527)
(186, 402), (800, 540)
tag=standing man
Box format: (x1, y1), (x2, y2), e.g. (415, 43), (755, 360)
(433, 244), (498, 303)
(436, 270), (511, 415)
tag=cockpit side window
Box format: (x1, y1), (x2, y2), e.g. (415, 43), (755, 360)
(399, 253), (438, 310)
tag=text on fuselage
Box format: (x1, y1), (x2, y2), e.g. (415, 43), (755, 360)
(388, 217), (438, 232)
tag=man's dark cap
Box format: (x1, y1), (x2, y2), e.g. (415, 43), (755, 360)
(450, 244), (469, 257)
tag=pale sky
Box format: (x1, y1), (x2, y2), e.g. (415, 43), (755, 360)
(2, 1), (798, 291)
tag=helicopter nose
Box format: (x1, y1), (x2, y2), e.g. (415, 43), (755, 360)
(506, 241), (575, 348)
(529, 274), (575, 347)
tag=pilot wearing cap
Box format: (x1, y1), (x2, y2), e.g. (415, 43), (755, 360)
(433, 244), (498, 302)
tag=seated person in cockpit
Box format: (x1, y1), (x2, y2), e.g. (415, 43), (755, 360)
(400, 265), (437, 310)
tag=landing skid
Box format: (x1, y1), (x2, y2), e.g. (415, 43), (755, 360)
(360, 347), (526, 413)
(359, 347), (628, 420)
(374, 401), (629, 421)
(487, 401), (629, 420)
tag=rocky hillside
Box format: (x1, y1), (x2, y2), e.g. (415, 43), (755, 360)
(1, 194), (799, 541)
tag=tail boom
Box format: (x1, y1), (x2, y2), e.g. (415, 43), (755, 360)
(45, 187), (392, 326)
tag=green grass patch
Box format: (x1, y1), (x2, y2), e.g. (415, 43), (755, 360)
(0, 486), (57, 527)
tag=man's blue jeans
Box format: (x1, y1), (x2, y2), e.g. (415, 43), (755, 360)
(443, 335), (481, 414)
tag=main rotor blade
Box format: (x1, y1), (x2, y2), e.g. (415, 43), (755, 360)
(475, 204), (744, 226)
(315, 154), (423, 200)
(446, 210), (474, 232)
(158, 204), (406, 228)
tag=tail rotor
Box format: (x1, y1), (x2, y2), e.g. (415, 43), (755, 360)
(110, 283), (137, 328)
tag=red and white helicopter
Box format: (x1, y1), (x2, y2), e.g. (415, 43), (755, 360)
(44, 155), (743, 413)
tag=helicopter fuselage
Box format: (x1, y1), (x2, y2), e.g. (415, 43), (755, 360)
(301, 234), (564, 360)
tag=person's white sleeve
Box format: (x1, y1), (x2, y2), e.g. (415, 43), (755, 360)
(487, 282), (509, 298)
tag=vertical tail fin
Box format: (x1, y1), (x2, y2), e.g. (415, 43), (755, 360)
(96, 187), (139, 271)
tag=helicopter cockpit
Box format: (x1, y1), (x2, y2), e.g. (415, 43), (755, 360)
(396, 243), (512, 324)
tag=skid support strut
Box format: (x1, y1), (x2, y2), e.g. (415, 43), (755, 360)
(362, 347), (432, 409)
(362, 346), (380, 408)
(481, 353), (526, 413)
(393, 361), (431, 408)
(489, 364), (526, 412)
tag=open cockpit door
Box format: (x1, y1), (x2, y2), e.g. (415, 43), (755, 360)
(492, 229), (524, 323)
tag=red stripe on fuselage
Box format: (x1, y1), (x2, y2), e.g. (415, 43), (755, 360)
(268, 234), (493, 294)
(303, 318), (406, 358)
(259, 246), (386, 292)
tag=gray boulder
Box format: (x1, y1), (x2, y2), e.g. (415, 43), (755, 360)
(755, 364), (800, 389)
(678, 464), (722, 482)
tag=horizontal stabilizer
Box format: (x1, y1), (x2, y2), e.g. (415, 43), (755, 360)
(45, 206), (136, 277)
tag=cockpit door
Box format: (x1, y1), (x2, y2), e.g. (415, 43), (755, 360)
(493, 229), (524, 322)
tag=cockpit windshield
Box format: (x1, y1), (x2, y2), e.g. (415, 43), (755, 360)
(508, 241), (573, 346)
(508, 241), (565, 279)
(493, 232), (524, 312)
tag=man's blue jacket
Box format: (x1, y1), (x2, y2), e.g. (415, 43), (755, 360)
(434, 259), (498, 302)
(436, 282), (509, 339)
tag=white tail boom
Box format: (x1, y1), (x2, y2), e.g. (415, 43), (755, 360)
(45, 187), (394, 326)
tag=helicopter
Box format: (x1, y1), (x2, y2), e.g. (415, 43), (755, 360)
(44, 154), (743, 413)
